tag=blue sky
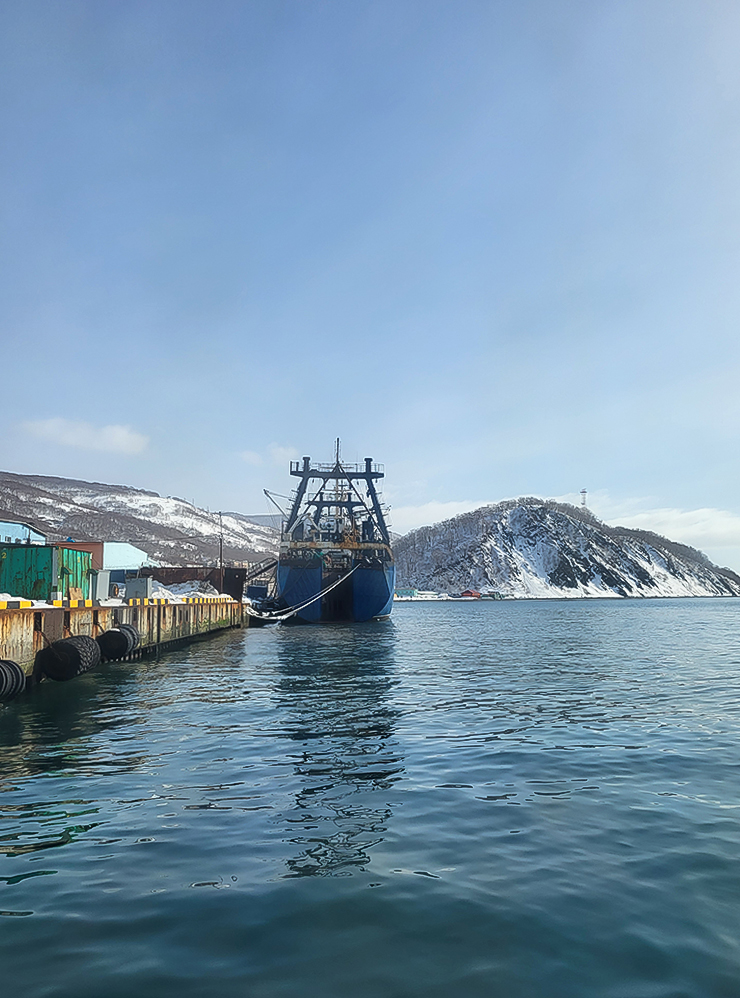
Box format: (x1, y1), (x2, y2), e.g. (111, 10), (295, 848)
(3, 1), (740, 566)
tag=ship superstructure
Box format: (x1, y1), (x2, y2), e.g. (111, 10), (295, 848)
(276, 445), (395, 622)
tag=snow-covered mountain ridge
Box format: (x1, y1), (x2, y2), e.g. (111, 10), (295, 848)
(0, 471), (278, 566)
(393, 498), (740, 598)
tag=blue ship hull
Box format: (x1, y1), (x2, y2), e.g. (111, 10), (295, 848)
(277, 559), (395, 623)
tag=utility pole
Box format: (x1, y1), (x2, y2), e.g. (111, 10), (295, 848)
(219, 511), (224, 593)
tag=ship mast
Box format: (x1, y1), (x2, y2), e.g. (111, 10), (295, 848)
(334, 437), (341, 519)
(283, 446), (391, 545)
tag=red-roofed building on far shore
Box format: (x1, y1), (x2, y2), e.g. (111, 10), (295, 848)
(460, 589), (481, 598)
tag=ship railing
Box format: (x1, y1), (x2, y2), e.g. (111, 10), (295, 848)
(289, 461), (385, 476)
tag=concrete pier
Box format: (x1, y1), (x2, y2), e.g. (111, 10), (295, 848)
(0, 598), (246, 675)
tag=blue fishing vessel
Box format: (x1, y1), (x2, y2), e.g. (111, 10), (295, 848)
(275, 443), (395, 623)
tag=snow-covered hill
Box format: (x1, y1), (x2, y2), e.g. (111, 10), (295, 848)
(393, 498), (740, 598)
(0, 471), (278, 566)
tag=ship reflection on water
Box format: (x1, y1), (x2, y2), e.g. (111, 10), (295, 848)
(272, 622), (403, 878)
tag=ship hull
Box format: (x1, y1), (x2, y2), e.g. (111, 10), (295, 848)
(277, 558), (395, 623)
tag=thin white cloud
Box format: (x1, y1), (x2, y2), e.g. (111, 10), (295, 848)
(268, 443), (299, 466)
(238, 444), (298, 468)
(24, 418), (148, 455)
(538, 491), (740, 568)
(605, 507), (740, 549)
(389, 499), (490, 534)
(546, 491), (740, 548)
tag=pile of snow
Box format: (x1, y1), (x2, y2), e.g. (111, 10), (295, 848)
(0, 581), (233, 607)
(149, 579), (232, 603)
(164, 580), (220, 597)
(0, 592), (58, 607)
(148, 585), (183, 603)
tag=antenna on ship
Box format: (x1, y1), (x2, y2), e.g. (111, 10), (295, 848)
(335, 437), (340, 464)
(580, 489), (587, 508)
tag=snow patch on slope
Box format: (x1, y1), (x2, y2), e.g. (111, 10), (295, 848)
(394, 498), (740, 598)
(0, 471), (279, 567)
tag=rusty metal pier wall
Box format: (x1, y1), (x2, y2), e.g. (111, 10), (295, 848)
(0, 598), (246, 676)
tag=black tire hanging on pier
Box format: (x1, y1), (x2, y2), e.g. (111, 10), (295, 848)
(0, 660), (26, 701)
(35, 636), (102, 682)
(96, 623), (140, 661)
(118, 623), (140, 652)
(96, 628), (131, 661)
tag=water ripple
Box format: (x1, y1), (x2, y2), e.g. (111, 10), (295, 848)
(0, 601), (739, 996)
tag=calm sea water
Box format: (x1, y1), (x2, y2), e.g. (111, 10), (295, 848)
(2, 599), (740, 997)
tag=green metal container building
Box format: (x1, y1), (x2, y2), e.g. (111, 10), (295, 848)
(0, 546), (92, 600)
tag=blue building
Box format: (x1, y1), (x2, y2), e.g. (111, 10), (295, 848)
(0, 519), (47, 546)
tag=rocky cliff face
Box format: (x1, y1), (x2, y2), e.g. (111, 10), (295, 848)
(393, 498), (740, 598)
(0, 471), (278, 567)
